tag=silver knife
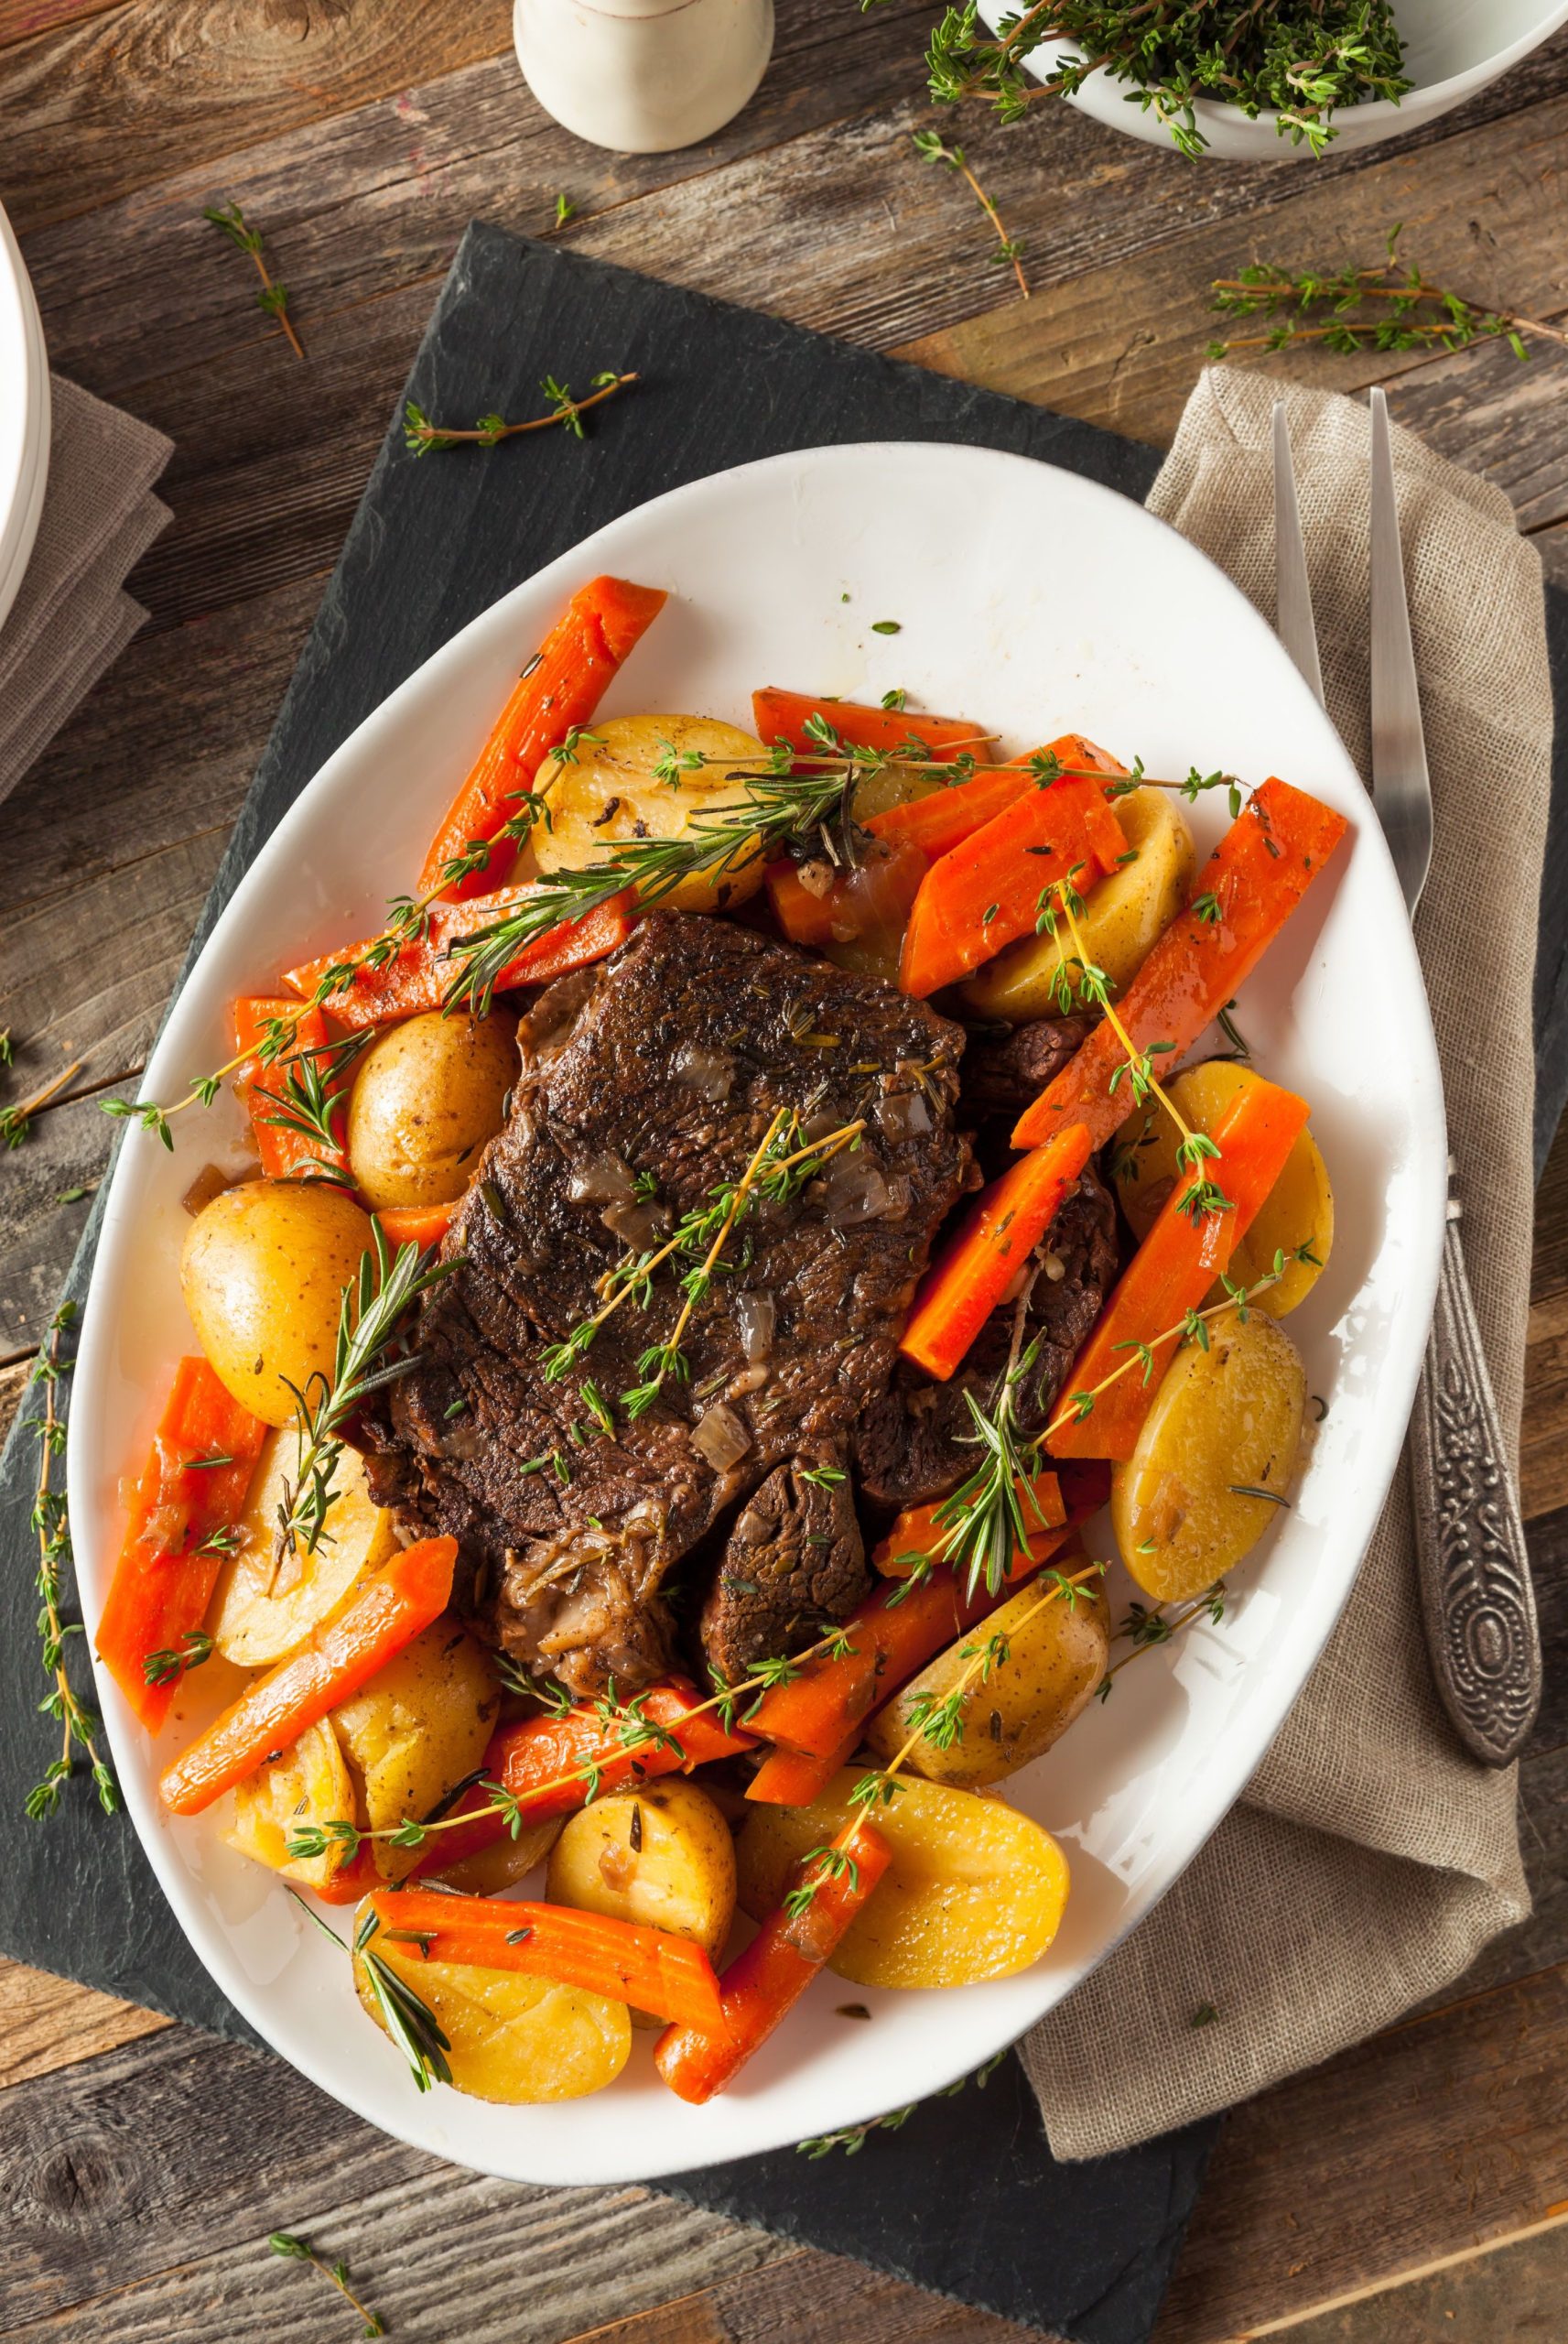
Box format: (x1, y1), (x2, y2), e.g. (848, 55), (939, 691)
(1274, 394), (1541, 1767)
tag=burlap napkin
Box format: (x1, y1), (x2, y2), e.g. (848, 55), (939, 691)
(0, 375), (172, 801)
(1022, 367), (1552, 2160)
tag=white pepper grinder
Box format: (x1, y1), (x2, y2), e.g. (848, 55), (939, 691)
(514, 0), (773, 154)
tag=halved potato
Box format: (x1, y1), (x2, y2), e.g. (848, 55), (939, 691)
(864, 1579), (1110, 1788)
(736, 1769), (1069, 1989)
(227, 1719), (355, 1891)
(960, 785), (1195, 1022)
(209, 1429), (398, 1668)
(353, 1923), (630, 2103)
(533, 714), (773, 914)
(332, 1619), (501, 1881)
(1113, 1303), (1306, 1604)
(1110, 1058), (1333, 1317)
(546, 1779), (736, 1964)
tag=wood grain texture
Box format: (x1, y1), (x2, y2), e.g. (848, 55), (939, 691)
(0, 1959), (168, 2091)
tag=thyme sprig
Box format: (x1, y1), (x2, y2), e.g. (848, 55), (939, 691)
(1097, 1582), (1227, 1700)
(204, 202), (305, 360)
(798, 2047), (1008, 2156)
(914, 0), (1409, 156)
(26, 1303), (117, 1822)
(912, 130), (1029, 300)
(1207, 228), (1566, 362)
(405, 372), (638, 455)
(268, 2231), (386, 2339)
(275, 1229), (458, 1571)
(2, 1058), (83, 1148)
(143, 1629), (214, 1687)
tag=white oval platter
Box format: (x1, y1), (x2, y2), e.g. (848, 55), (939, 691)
(70, 440), (1446, 2186)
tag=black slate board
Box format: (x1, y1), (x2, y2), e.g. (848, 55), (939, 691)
(2, 219), (1562, 2344)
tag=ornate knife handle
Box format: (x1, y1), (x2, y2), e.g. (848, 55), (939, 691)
(1411, 1160), (1541, 1767)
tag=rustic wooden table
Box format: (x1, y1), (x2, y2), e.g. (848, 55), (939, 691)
(3, 6), (1566, 2339)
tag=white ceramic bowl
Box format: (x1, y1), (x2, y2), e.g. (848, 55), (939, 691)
(0, 200), (50, 635)
(997, 0), (1568, 161)
(71, 440), (1446, 2185)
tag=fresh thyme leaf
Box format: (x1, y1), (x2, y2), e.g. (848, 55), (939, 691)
(1208, 227), (1562, 361)
(268, 2230), (386, 2337)
(25, 1303), (117, 1823)
(204, 201), (305, 359)
(142, 1631), (213, 1687)
(912, 128), (1030, 298)
(404, 372), (637, 457)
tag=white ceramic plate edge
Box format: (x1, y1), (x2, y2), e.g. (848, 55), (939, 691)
(0, 203), (50, 636)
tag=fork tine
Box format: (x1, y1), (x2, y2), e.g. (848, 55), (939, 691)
(1368, 386), (1434, 911)
(1271, 401), (1325, 708)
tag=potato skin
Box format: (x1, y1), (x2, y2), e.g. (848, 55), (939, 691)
(1110, 1059), (1333, 1317)
(864, 1579), (1110, 1787)
(180, 1180), (374, 1427)
(227, 1719), (355, 1890)
(737, 1769), (1069, 1990)
(346, 1008), (516, 1210)
(354, 1926), (630, 2103)
(533, 714), (772, 914)
(211, 1428), (397, 1667)
(961, 786), (1195, 1022)
(546, 1779), (737, 1965)
(332, 1618), (501, 1881)
(1113, 1304), (1306, 1603)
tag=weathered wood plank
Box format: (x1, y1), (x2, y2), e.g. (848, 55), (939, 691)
(0, 0), (124, 52)
(561, 2252), (1047, 2344)
(1262, 2214), (1568, 2342)
(1155, 1960), (1568, 2341)
(0, 1959), (168, 2092)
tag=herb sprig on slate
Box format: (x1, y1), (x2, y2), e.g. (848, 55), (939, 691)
(26, 1303), (118, 1822)
(405, 372), (638, 455)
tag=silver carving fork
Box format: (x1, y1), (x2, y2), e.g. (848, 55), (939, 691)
(1271, 393), (1541, 1766)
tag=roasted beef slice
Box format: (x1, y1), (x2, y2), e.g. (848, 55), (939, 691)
(358, 912), (969, 1695)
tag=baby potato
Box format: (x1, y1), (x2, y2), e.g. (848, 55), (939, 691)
(432, 1817), (563, 1897)
(865, 1579), (1110, 1788)
(227, 1719), (355, 1891)
(181, 1180), (374, 1427)
(1113, 1303), (1306, 1604)
(737, 1769), (1069, 1990)
(1110, 1059), (1333, 1316)
(210, 1428), (397, 1667)
(346, 1008), (516, 1211)
(354, 1924), (630, 2103)
(961, 785), (1195, 1023)
(533, 713), (773, 914)
(333, 1619), (501, 1881)
(547, 1779), (736, 1967)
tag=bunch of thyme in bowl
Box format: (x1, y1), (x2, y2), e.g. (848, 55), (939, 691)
(913, 0), (1411, 155)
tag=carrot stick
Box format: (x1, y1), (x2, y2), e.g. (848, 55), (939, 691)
(898, 1124), (1093, 1382)
(95, 1359), (268, 1732)
(158, 1536), (458, 1814)
(745, 1733), (860, 1807)
(871, 1469), (1065, 1579)
(1013, 778), (1349, 1150)
(752, 689), (989, 765)
(419, 576), (667, 901)
(368, 1888), (725, 2032)
(864, 765), (1033, 862)
(232, 997), (351, 1184)
(413, 1678), (756, 1871)
(1048, 1076), (1311, 1460)
(374, 1199), (459, 1251)
(654, 1822), (892, 2102)
(898, 755), (1128, 998)
(285, 887), (634, 1030)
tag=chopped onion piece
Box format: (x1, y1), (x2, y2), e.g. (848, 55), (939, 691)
(692, 1402), (752, 1472)
(736, 1289), (776, 1363)
(568, 1151), (636, 1206)
(672, 1042), (735, 1102)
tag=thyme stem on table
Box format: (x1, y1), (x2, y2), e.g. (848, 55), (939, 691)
(2, 1058), (83, 1148)
(268, 2231), (386, 2339)
(204, 201), (305, 360)
(912, 129), (1029, 300)
(1207, 230), (1566, 362)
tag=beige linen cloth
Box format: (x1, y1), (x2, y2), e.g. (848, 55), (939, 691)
(1022, 367), (1552, 2160)
(0, 375), (171, 800)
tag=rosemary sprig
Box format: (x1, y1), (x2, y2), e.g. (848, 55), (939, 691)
(2, 1058), (83, 1148)
(268, 2232), (385, 2339)
(275, 1229), (457, 1569)
(914, 0), (1410, 156)
(26, 1304), (117, 1822)
(1207, 227), (1566, 362)
(204, 202), (305, 360)
(405, 372), (638, 455)
(355, 1907), (454, 2093)
(912, 129), (1029, 300)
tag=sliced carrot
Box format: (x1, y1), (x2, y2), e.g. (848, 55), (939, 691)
(413, 1678), (756, 1871)
(899, 1124), (1094, 1382)
(863, 765), (1032, 862)
(752, 689), (989, 765)
(374, 1200), (460, 1251)
(158, 1536), (458, 1815)
(314, 1844), (384, 1906)
(745, 1733), (860, 1807)
(1049, 1075), (1311, 1460)
(898, 756), (1128, 998)
(419, 577), (667, 901)
(654, 1822), (892, 2102)
(231, 997), (351, 1184)
(872, 1469), (1065, 1579)
(368, 1888), (725, 2032)
(94, 1359), (268, 1732)
(285, 887), (634, 1030)
(1013, 778), (1350, 1150)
